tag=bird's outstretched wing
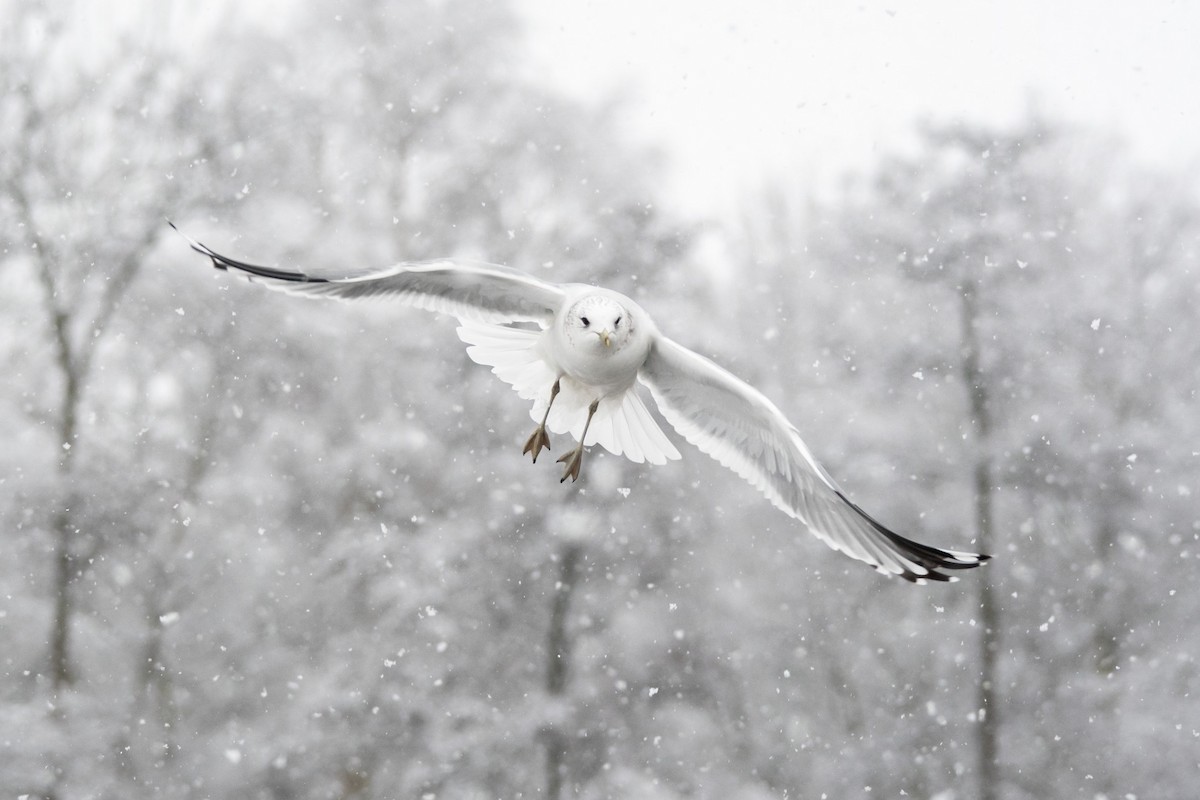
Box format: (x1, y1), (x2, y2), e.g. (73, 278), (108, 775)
(171, 223), (565, 324)
(639, 335), (989, 582)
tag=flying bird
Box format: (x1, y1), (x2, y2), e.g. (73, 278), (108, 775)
(173, 224), (989, 583)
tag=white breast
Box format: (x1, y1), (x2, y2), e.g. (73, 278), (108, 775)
(549, 288), (651, 393)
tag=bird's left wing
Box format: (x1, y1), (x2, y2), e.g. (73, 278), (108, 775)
(172, 224), (565, 324)
(638, 334), (989, 582)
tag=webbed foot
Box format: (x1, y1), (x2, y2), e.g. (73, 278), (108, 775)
(523, 426), (552, 463)
(557, 445), (585, 483)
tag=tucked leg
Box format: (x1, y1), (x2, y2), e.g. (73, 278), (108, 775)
(558, 398), (600, 483)
(523, 378), (561, 463)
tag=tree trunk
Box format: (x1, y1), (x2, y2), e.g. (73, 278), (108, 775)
(48, 329), (81, 690)
(960, 277), (1000, 800)
(49, 508), (76, 689)
(544, 542), (582, 800)
(973, 458), (999, 799)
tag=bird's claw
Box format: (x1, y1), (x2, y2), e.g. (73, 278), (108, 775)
(523, 425), (552, 463)
(557, 446), (585, 483)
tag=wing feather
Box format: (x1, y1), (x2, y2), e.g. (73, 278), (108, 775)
(639, 334), (989, 582)
(173, 224), (564, 324)
(175, 224), (989, 582)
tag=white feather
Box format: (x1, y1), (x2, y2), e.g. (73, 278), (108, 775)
(457, 319), (680, 464)
(179, 226), (988, 582)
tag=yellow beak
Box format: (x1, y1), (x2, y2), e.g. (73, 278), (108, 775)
(599, 331), (612, 348)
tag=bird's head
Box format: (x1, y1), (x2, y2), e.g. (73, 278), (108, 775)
(566, 294), (630, 351)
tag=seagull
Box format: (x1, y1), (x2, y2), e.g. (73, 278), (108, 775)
(172, 224), (990, 583)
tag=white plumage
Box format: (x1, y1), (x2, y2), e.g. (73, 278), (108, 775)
(173, 224), (989, 583)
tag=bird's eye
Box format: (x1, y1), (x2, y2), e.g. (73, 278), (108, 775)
(581, 316), (590, 327)
(615, 316), (622, 327)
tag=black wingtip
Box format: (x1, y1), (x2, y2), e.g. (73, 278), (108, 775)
(168, 223), (328, 284)
(834, 490), (992, 583)
(167, 219), (226, 270)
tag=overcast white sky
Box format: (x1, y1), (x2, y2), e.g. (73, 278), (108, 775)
(517, 0), (1200, 214)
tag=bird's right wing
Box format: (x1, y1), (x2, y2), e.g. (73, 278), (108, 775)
(172, 223), (565, 324)
(639, 334), (989, 582)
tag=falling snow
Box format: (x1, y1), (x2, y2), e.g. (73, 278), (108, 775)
(1, 3), (1196, 799)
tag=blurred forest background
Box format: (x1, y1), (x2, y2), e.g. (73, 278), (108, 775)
(2, 1), (1198, 799)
